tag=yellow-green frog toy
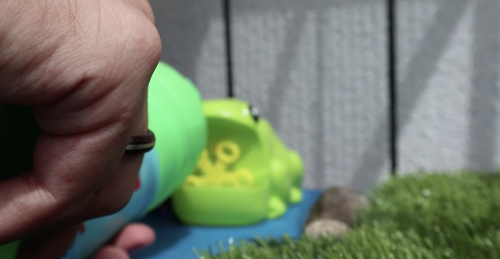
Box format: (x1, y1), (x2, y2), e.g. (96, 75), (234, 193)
(172, 98), (304, 226)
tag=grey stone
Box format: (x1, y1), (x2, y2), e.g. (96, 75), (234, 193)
(304, 219), (349, 238)
(307, 186), (369, 227)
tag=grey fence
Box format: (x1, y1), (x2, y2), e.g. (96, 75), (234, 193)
(150, 0), (500, 191)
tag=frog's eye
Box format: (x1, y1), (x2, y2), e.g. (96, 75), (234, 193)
(249, 104), (260, 123)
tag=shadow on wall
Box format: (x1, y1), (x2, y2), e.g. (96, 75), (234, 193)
(232, 0), (390, 190)
(466, 0), (500, 171)
(389, 0), (499, 176)
(233, 2), (325, 188)
(151, 0), (390, 190)
(392, 0), (500, 175)
(354, 0), (470, 188)
(148, 0), (500, 190)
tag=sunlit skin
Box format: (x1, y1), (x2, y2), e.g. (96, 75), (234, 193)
(91, 223), (155, 259)
(0, 0), (161, 257)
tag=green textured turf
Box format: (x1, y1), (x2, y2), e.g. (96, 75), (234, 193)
(198, 172), (500, 259)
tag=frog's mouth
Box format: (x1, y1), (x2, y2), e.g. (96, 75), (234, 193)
(183, 117), (268, 188)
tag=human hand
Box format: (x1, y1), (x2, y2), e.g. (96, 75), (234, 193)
(0, 0), (161, 256)
(15, 223), (156, 259)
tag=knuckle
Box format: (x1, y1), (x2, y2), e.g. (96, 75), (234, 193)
(116, 11), (160, 52)
(113, 108), (137, 134)
(128, 25), (162, 65)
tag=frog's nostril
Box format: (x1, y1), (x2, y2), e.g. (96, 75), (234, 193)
(249, 104), (260, 122)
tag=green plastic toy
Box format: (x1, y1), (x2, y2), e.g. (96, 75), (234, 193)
(172, 98), (304, 226)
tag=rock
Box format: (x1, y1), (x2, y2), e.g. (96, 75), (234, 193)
(304, 219), (349, 238)
(306, 186), (369, 227)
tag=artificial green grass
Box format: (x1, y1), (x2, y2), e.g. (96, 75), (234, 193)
(197, 172), (500, 259)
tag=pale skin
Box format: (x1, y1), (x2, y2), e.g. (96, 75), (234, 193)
(92, 223), (155, 259)
(0, 0), (161, 258)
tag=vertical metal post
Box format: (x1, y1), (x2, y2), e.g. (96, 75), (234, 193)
(387, 0), (398, 175)
(222, 0), (234, 98)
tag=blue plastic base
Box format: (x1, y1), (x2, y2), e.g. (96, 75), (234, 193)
(131, 190), (322, 259)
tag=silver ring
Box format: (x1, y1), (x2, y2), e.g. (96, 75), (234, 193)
(126, 142), (156, 151)
(125, 129), (156, 154)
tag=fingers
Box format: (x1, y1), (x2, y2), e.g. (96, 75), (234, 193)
(0, 77), (150, 243)
(0, 17), (157, 241)
(90, 223), (154, 259)
(0, 0), (161, 245)
(0, 123), (133, 243)
(82, 150), (146, 218)
(17, 224), (79, 259)
(82, 97), (148, 219)
(111, 223), (155, 251)
(16, 223), (154, 259)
